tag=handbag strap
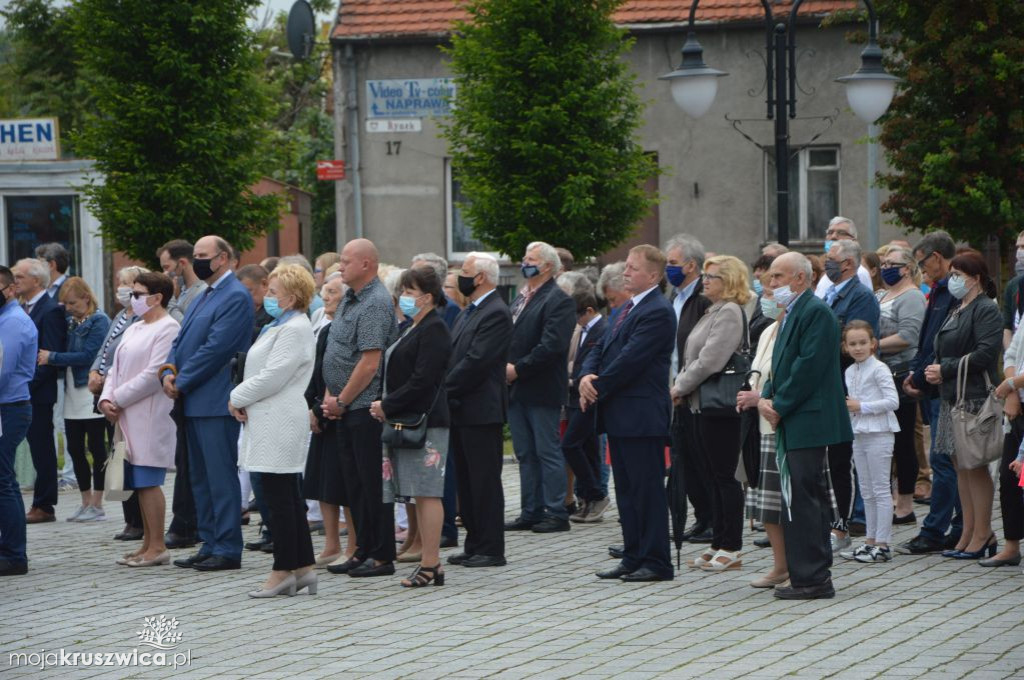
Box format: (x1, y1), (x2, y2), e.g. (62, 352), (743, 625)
(955, 355), (969, 406)
(382, 330), (442, 420)
(739, 305), (750, 355)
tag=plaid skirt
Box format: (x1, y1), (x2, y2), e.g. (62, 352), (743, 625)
(745, 433), (839, 525)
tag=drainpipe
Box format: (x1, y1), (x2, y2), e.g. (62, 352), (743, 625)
(345, 43), (363, 239)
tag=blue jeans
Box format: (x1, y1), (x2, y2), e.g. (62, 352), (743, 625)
(1, 402), (32, 565)
(598, 434), (610, 497)
(508, 402), (566, 521)
(920, 398), (963, 542)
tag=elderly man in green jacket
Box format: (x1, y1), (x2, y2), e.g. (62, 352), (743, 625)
(760, 252), (853, 600)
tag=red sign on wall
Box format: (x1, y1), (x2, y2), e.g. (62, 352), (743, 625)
(316, 160), (346, 180)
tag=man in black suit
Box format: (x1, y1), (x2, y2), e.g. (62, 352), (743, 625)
(561, 283), (609, 523)
(13, 258), (67, 524)
(580, 245), (677, 582)
(505, 242), (576, 533)
(664, 234), (714, 544)
(445, 252), (513, 568)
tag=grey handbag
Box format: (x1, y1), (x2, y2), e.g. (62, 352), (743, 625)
(950, 355), (1004, 470)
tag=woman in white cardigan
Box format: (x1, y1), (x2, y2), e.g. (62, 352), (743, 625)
(229, 264), (316, 598)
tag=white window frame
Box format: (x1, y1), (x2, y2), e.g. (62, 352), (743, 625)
(764, 145), (841, 242)
(444, 158), (504, 262)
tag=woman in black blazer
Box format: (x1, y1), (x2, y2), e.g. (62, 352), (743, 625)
(371, 266), (452, 587)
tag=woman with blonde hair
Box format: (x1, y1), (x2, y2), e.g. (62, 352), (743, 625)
(40, 277), (111, 522)
(672, 254), (751, 572)
(229, 264), (317, 597)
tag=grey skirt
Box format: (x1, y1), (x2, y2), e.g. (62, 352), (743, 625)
(383, 427), (449, 503)
(745, 432), (839, 525)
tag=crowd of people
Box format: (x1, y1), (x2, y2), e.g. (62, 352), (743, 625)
(2, 222), (1023, 601)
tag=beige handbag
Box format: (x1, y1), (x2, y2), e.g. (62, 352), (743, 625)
(104, 423), (134, 502)
(950, 355), (1004, 470)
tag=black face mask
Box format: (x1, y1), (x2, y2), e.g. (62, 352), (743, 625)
(193, 256), (218, 281)
(457, 274), (479, 297)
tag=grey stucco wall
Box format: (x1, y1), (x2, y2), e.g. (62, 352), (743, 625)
(334, 21), (909, 269)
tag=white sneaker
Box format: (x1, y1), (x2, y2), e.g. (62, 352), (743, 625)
(855, 545), (892, 563)
(839, 544), (871, 560)
(77, 507), (107, 522)
(66, 505), (88, 522)
(831, 533), (852, 553)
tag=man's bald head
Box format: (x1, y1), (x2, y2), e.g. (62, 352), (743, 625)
(768, 252), (812, 293)
(192, 235), (233, 283)
(339, 238), (380, 290)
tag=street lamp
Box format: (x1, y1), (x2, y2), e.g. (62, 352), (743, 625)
(660, 0), (899, 246)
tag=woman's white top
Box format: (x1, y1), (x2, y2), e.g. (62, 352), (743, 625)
(844, 355), (900, 434)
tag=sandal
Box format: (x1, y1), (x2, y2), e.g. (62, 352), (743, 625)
(687, 549), (716, 569)
(700, 549), (743, 572)
(401, 564), (445, 588)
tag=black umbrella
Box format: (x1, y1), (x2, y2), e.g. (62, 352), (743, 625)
(666, 445), (687, 571)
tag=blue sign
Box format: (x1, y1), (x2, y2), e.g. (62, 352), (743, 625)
(366, 78), (456, 119)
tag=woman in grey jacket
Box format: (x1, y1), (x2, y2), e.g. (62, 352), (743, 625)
(924, 251), (1002, 559)
(672, 255), (750, 572)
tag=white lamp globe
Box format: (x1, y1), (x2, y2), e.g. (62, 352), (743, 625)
(669, 74), (721, 119)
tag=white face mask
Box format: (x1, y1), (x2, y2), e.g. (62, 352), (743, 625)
(116, 286), (132, 307)
(760, 295), (782, 320)
(772, 285), (796, 308)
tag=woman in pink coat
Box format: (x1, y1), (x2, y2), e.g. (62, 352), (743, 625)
(99, 272), (180, 568)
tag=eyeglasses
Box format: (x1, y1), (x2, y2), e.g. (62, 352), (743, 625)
(825, 229), (853, 239)
(129, 291), (152, 299)
(701, 273), (723, 281)
(881, 261), (907, 268)
(916, 252), (934, 269)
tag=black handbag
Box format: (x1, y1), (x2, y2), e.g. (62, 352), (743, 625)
(739, 369), (763, 487)
(698, 307), (752, 417)
(381, 388), (439, 450)
(230, 351), (247, 386)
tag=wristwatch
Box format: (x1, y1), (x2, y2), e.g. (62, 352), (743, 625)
(336, 397), (349, 411)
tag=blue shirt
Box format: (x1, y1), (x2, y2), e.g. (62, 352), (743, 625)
(779, 289), (809, 334)
(0, 298), (39, 403)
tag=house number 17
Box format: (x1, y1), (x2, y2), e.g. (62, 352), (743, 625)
(386, 141), (402, 156)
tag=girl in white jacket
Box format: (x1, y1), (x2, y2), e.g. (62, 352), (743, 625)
(843, 321), (900, 563)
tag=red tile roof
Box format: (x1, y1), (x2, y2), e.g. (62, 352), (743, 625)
(332, 0), (858, 41)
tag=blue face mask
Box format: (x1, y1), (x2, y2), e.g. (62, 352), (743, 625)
(263, 296), (283, 319)
(760, 295), (781, 320)
(753, 279), (764, 296)
(880, 266), (904, 286)
(398, 295), (422, 318)
(665, 265), (685, 288)
(824, 240), (836, 254)
(521, 263), (540, 279)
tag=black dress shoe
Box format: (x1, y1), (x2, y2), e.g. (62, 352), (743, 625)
(348, 559), (396, 577)
(774, 580), (835, 600)
(893, 512), (917, 525)
(532, 517), (570, 533)
(447, 552), (471, 565)
(327, 556), (365, 574)
(620, 567), (672, 582)
(164, 532), (197, 549)
(461, 554), (507, 568)
(0, 559), (28, 576)
(680, 523), (709, 542)
(440, 536), (459, 549)
(753, 536), (771, 549)
(173, 552), (211, 568)
(115, 528), (144, 541)
(596, 563), (633, 579)
(608, 545), (625, 559)
(259, 542), (275, 553)
(504, 517), (538, 531)
(245, 538), (270, 551)
(896, 535), (946, 554)
(687, 527), (714, 543)
(192, 556), (241, 571)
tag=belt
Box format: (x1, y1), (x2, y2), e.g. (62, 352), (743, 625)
(0, 400), (30, 407)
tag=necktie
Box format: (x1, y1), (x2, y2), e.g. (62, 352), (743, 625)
(612, 300), (634, 335)
(826, 285), (838, 306)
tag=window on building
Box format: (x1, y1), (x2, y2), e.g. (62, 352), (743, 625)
(4, 194), (80, 272)
(765, 146), (840, 242)
(445, 158), (490, 259)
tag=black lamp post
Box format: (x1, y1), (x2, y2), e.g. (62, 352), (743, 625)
(660, 0), (899, 247)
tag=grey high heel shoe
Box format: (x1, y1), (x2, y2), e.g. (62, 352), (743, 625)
(295, 571), (318, 595)
(248, 574), (297, 598)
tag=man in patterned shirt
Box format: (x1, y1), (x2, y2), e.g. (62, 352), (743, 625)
(321, 238), (398, 578)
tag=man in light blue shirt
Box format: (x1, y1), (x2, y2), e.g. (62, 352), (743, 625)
(0, 265), (38, 576)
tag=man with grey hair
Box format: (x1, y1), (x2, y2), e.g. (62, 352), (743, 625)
(663, 234), (714, 543)
(816, 216), (872, 297)
(761, 242), (789, 258)
(505, 241), (576, 533)
(13, 258), (66, 523)
(412, 252), (460, 329)
(34, 243), (69, 298)
(597, 262), (629, 315)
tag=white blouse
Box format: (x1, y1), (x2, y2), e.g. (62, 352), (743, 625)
(844, 355), (900, 434)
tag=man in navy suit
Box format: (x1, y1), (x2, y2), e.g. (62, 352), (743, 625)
(580, 245), (676, 582)
(161, 236), (253, 571)
(13, 258), (67, 524)
(562, 284), (609, 523)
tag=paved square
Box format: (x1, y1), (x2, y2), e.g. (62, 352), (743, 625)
(3, 464), (1022, 678)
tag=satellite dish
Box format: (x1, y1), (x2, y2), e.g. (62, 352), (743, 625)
(286, 0), (316, 60)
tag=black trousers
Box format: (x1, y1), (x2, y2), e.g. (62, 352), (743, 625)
(892, 397), (919, 495)
(122, 493), (142, 530)
(262, 472), (314, 571)
(783, 446), (834, 587)
(27, 401), (57, 513)
(65, 418), (108, 492)
(452, 423), (505, 558)
(608, 435), (672, 577)
(1000, 416), (1024, 542)
(827, 440), (854, 532)
(338, 408), (394, 562)
(678, 406), (713, 527)
(696, 413), (744, 551)
(168, 421), (197, 538)
(561, 407), (603, 502)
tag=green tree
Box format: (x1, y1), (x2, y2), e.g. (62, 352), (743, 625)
(874, 0), (1024, 250)
(442, 0), (658, 259)
(72, 0), (280, 264)
(0, 0), (88, 154)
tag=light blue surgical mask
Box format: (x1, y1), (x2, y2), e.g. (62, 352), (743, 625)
(772, 285), (796, 308)
(263, 296), (283, 319)
(824, 240), (836, 254)
(948, 274), (971, 300)
(760, 295), (781, 320)
(399, 295), (422, 318)
(753, 279), (764, 296)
